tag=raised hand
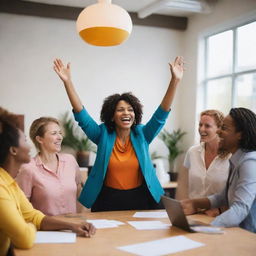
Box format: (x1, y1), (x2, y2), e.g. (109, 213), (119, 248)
(169, 56), (185, 81)
(53, 58), (71, 83)
(53, 58), (83, 112)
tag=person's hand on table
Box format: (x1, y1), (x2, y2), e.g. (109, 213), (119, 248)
(71, 222), (96, 237)
(181, 199), (197, 215)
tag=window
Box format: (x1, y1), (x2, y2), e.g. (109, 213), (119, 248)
(204, 21), (256, 114)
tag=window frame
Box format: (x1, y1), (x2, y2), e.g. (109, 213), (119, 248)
(203, 20), (256, 111)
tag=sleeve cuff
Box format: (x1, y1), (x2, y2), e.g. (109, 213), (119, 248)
(155, 105), (170, 120)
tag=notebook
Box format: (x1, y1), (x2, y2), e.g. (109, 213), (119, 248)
(161, 196), (223, 234)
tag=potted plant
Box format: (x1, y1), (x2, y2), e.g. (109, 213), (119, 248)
(61, 112), (96, 167)
(158, 128), (186, 181)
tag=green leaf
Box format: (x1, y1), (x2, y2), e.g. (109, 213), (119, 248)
(158, 128), (186, 168)
(60, 111), (97, 153)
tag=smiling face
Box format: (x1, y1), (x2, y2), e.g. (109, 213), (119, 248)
(112, 100), (135, 131)
(36, 122), (63, 153)
(218, 115), (241, 154)
(198, 115), (219, 143)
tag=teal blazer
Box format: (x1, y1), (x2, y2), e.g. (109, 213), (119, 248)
(74, 106), (170, 208)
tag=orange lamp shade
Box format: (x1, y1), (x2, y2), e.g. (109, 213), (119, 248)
(76, 0), (133, 47)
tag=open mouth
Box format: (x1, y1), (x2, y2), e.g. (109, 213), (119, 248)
(121, 117), (132, 123)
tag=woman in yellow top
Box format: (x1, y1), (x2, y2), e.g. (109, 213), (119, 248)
(0, 108), (95, 256)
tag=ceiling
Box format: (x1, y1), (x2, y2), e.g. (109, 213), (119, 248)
(25, 0), (216, 17)
(1, 0), (218, 30)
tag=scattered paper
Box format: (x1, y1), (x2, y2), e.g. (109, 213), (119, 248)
(191, 226), (224, 234)
(128, 221), (170, 230)
(118, 235), (204, 256)
(108, 220), (125, 226)
(35, 231), (76, 244)
(86, 219), (125, 229)
(133, 211), (168, 218)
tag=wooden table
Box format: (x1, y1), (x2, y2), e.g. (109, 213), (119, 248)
(14, 210), (256, 256)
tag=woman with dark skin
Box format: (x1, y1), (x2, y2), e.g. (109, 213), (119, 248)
(0, 108), (95, 255)
(181, 108), (256, 233)
(53, 56), (185, 212)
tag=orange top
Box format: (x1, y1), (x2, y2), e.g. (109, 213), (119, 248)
(104, 136), (143, 189)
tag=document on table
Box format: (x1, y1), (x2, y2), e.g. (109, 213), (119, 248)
(35, 231), (76, 243)
(86, 219), (125, 229)
(117, 235), (204, 256)
(128, 221), (170, 230)
(133, 211), (168, 218)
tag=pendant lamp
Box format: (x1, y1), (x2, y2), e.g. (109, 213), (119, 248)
(76, 0), (133, 46)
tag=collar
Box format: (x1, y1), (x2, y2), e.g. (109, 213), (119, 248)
(229, 148), (244, 167)
(0, 167), (15, 186)
(198, 142), (205, 152)
(34, 153), (65, 166)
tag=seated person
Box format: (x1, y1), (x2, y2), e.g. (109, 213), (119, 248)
(16, 117), (83, 216)
(181, 107), (256, 233)
(0, 108), (95, 256)
(176, 110), (230, 216)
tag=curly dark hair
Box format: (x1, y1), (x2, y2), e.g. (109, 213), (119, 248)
(229, 107), (256, 152)
(100, 92), (143, 132)
(0, 107), (20, 165)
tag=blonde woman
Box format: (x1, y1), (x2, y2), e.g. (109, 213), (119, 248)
(16, 117), (83, 216)
(176, 110), (230, 216)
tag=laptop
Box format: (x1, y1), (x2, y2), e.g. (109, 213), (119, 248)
(161, 195), (208, 233)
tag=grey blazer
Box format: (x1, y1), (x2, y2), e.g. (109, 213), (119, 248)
(208, 149), (256, 233)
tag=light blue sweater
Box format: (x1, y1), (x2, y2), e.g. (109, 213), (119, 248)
(208, 149), (256, 233)
(74, 106), (169, 208)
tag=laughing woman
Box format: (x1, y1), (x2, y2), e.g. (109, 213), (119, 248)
(16, 117), (82, 216)
(53, 56), (185, 212)
(181, 108), (256, 233)
(0, 108), (95, 256)
(176, 110), (230, 216)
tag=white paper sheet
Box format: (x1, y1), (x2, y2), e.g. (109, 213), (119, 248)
(191, 226), (224, 234)
(128, 221), (170, 230)
(35, 231), (76, 244)
(86, 219), (125, 229)
(117, 235), (204, 256)
(133, 211), (168, 218)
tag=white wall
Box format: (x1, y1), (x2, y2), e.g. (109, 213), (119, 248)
(0, 13), (183, 161)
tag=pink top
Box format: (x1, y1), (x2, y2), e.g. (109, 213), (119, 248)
(16, 153), (81, 216)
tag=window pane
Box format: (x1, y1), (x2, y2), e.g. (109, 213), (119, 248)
(206, 77), (232, 114)
(235, 73), (256, 113)
(236, 21), (256, 71)
(207, 31), (233, 77)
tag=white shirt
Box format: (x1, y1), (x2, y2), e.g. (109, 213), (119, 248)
(184, 143), (230, 199)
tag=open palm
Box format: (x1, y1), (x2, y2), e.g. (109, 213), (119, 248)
(53, 58), (71, 83)
(169, 56), (185, 81)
